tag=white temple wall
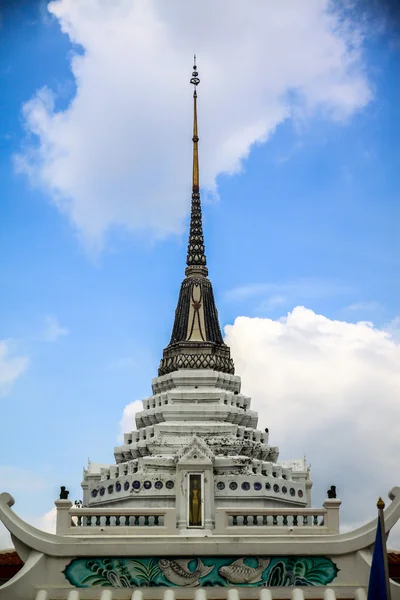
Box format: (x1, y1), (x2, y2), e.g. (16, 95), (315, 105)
(2, 548), (400, 599)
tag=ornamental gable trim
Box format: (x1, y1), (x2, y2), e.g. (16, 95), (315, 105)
(176, 435), (214, 465)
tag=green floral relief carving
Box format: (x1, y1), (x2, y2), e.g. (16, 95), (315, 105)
(63, 556), (338, 588)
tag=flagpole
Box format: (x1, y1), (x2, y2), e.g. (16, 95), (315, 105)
(377, 497), (391, 600)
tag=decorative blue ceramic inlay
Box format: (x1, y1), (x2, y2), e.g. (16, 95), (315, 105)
(254, 482), (262, 491)
(241, 482), (250, 491)
(63, 556), (339, 588)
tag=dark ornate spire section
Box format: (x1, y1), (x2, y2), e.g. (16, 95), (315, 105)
(158, 58), (234, 377)
(186, 56), (208, 278)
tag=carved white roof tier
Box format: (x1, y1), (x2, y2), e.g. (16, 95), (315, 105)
(113, 370), (270, 463)
(152, 370), (241, 394)
(279, 458), (308, 472)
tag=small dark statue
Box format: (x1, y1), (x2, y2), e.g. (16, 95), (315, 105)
(59, 486), (69, 499)
(327, 485), (337, 499)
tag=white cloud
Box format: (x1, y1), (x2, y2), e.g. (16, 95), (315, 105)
(42, 314), (69, 342)
(224, 307), (400, 536)
(0, 341), (29, 396)
(33, 506), (57, 534)
(16, 0), (371, 250)
(118, 399), (143, 444)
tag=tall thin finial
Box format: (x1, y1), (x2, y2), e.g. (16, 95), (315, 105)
(190, 55), (200, 192)
(186, 56), (207, 277)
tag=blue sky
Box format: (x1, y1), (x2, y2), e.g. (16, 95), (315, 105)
(0, 1), (399, 544)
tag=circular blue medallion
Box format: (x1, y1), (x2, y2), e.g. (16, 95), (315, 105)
(217, 481), (225, 490)
(132, 480), (140, 490)
(99, 487), (105, 496)
(290, 487), (295, 497)
(155, 481), (163, 490)
(143, 480), (152, 490)
(282, 485), (287, 494)
(115, 482), (121, 492)
(229, 481), (238, 490)
(124, 481), (130, 491)
(166, 480), (174, 489)
(273, 484), (280, 493)
(241, 482), (250, 491)
(91, 489), (98, 498)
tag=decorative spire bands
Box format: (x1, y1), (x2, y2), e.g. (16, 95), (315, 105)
(186, 56), (208, 278)
(158, 58), (234, 377)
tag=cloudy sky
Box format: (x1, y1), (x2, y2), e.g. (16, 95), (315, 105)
(1, 0), (399, 548)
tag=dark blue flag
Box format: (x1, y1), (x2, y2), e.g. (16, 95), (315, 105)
(368, 514), (388, 599)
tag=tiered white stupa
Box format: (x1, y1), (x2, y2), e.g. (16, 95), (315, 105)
(81, 59), (310, 529)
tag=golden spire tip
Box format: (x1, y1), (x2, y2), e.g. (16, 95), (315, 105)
(377, 497), (385, 510)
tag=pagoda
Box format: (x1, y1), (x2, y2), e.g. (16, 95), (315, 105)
(0, 59), (399, 600)
(81, 57), (310, 528)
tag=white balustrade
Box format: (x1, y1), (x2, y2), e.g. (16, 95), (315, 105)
(57, 500), (340, 536)
(55, 501), (176, 535)
(215, 504), (341, 534)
